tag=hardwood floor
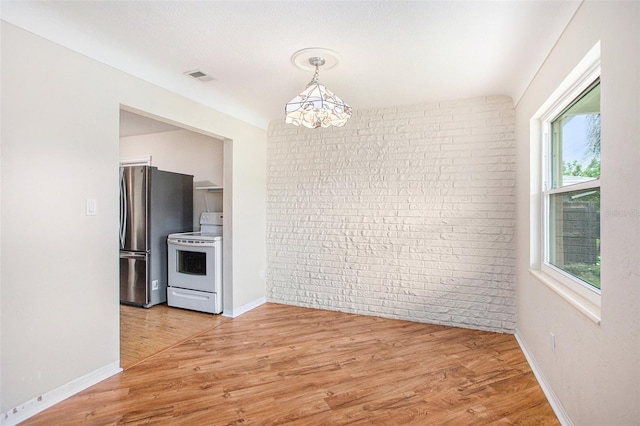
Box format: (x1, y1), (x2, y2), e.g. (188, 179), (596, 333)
(120, 303), (230, 369)
(25, 303), (558, 425)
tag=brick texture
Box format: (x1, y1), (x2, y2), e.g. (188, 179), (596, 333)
(267, 96), (516, 332)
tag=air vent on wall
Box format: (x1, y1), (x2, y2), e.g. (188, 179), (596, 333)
(184, 69), (214, 82)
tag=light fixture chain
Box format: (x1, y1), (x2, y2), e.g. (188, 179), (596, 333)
(309, 65), (320, 85)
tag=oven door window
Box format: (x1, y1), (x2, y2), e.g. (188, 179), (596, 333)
(177, 250), (207, 275)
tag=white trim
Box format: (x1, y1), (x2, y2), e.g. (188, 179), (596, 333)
(515, 330), (573, 426)
(540, 262), (601, 307)
(546, 179), (600, 196)
(119, 156), (152, 167)
(535, 41), (601, 123)
(222, 296), (266, 318)
(1, 361), (122, 426)
(530, 270), (601, 324)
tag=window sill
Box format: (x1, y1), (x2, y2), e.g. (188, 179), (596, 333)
(529, 269), (601, 325)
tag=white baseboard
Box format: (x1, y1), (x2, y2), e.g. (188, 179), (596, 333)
(222, 296), (266, 318)
(1, 361), (122, 426)
(514, 329), (572, 426)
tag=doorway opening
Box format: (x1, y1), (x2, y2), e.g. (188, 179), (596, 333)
(118, 108), (229, 369)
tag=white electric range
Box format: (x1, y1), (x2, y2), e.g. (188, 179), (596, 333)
(167, 212), (223, 314)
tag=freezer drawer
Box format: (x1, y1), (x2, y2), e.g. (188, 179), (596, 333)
(120, 251), (149, 306)
(168, 287), (221, 314)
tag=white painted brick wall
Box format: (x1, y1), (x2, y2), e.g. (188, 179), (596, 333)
(267, 96), (516, 332)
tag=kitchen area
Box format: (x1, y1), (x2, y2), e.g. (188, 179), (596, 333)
(119, 109), (227, 368)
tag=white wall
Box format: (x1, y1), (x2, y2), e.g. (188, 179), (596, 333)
(267, 97), (517, 333)
(0, 21), (267, 418)
(120, 129), (225, 229)
(515, 2), (639, 425)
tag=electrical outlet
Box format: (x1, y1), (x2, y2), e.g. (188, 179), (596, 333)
(549, 332), (556, 352)
(152, 280), (159, 290)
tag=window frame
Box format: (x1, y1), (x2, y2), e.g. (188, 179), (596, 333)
(541, 82), (601, 306)
(530, 41), (602, 322)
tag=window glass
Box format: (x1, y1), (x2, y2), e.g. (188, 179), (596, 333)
(551, 82), (600, 188)
(548, 188), (600, 289)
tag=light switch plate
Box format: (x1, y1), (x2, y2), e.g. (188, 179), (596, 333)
(86, 198), (97, 216)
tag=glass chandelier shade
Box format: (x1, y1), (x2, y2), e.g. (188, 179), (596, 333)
(285, 57), (352, 129)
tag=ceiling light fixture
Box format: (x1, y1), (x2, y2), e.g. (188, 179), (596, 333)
(285, 49), (352, 129)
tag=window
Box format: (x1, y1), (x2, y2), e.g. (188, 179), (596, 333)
(545, 81), (601, 291)
(531, 41), (602, 319)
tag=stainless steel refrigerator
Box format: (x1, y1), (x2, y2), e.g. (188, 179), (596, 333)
(119, 165), (193, 307)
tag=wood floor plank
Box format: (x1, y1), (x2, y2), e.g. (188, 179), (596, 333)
(120, 303), (230, 369)
(24, 303), (558, 425)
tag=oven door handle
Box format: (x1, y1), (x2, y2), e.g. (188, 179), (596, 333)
(168, 240), (215, 248)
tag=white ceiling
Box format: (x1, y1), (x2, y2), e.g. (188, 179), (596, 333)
(2, 1), (581, 130)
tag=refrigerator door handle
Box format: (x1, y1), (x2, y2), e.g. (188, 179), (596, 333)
(120, 252), (147, 259)
(119, 167), (127, 249)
